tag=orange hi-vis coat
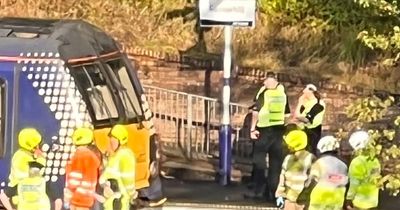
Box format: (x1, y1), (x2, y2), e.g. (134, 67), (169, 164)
(65, 146), (101, 208)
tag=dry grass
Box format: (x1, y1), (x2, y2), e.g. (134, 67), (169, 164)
(0, 0), (396, 92)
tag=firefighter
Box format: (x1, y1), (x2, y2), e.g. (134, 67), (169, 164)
(64, 127), (103, 210)
(16, 161), (50, 210)
(275, 130), (315, 210)
(293, 84), (325, 155)
(0, 128), (46, 210)
(345, 131), (381, 210)
(99, 124), (137, 210)
(307, 136), (348, 210)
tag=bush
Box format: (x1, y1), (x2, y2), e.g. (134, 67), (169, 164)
(339, 95), (400, 195)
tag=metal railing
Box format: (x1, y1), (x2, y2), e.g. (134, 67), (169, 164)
(143, 85), (253, 163)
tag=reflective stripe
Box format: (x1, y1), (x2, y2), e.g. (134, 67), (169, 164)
(81, 181), (94, 188)
(68, 179), (81, 186)
(125, 185), (135, 191)
(69, 172), (83, 179)
(76, 187), (94, 195)
(289, 184), (305, 191)
(120, 172), (135, 178)
(104, 168), (120, 176)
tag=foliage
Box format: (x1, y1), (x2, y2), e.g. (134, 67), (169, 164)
(355, 0), (400, 66)
(340, 95), (400, 195)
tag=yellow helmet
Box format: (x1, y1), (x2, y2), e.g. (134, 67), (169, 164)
(72, 128), (93, 146)
(109, 124), (129, 145)
(19, 128), (42, 151)
(284, 130), (307, 151)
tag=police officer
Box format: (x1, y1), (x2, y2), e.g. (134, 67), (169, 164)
(17, 161), (50, 210)
(294, 84), (325, 155)
(245, 72), (290, 201)
(0, 128), (46, 209)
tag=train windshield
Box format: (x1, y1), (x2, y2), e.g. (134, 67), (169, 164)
(104, 59), (143, 121)
(70, 64), (119, 121)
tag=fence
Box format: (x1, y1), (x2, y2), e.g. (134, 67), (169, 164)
(143, 85), (253, 163)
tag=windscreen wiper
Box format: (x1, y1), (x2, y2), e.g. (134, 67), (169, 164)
(105, 65), (144, 128)
(82, 66), (113, 122)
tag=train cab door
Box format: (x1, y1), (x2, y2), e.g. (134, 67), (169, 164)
(0, 62), (15, 192)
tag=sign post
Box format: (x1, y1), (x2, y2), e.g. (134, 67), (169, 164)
(199, 0), (256, 186)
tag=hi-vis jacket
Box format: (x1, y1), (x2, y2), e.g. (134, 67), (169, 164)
(297, 98), (325, 129)
(8, 149), (46, 187)
(100, 146), (136, 210)
(17, 176), (50, 210)
(65, 146), (101, 208)
(276, 150), (315, 202)
(308, 154), (348, 210)
(347, 155), (381, 209)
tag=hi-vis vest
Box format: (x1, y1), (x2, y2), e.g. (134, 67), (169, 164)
(347, 155), (380, 209)
(257, 87), (287, 128)
(309, 155), (348, 210)
(255, 84), (285, 101)
(17, 176), (50, 210)
(300, 99), (325, 129)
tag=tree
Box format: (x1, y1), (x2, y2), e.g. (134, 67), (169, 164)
(341, 95), (400, 196)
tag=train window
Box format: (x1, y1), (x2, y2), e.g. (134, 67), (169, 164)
(71, 65), (119, 121)
(0, 80), (5, 157)
(105, 59), (143, 119)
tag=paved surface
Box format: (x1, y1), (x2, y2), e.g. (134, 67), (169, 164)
(141, 178), (400, 210)
(142, 178), (278, 209)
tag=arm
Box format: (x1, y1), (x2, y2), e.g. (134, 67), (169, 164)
(284, 94), (291, 125)
(120, 151), (136, 197)
(275, 156), (289, 198)
(306, 158), (320, 187)
(304, 103), (324, 125)
(10, 155), (30, 183)
(251, 93), (264, 132)
(346, 158), (366, 200)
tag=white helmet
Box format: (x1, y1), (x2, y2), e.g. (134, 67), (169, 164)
(317, 136), (339, 153)
(348, 131), (370, 151)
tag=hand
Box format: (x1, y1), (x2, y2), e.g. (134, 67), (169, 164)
(130, 192), (138, 205)
(63, 202), (70, 209)
(250, 130), (260, 140)
(33, 148), (45, 159)
(296, 116), (309, 123)
(276, 197), (285, 208)
(131, 191), (138, 200)
(344, 200), (354, 210)
(94, 193), (106, 203)
(103, 186), (114, 198)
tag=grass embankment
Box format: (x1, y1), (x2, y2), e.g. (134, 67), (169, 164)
(1, 0), (398, 92)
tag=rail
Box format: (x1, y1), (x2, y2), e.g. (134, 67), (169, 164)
(142, 85), (254, 163)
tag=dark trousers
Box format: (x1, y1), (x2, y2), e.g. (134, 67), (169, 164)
(253, 125), (285, 200)
(305, 125), (322, 156)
